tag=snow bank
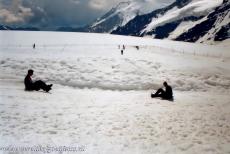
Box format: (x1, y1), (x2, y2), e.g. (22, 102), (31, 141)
(1, 56), (230, 92)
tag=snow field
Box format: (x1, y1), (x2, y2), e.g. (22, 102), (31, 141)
(0, 31), (230, 154)
(1, 31), (230, 92)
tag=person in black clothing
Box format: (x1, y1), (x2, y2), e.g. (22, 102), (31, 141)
(121, 49), (124, 55)
(24, 69), (52, 92)
(151, 82), (173, 100)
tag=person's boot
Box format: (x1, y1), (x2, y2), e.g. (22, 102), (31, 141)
(151, 93), (156, 98)
(45, 84), (53, 92)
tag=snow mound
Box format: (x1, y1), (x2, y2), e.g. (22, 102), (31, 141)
(1, 57), (230, 92)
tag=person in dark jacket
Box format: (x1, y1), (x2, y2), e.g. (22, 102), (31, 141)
(24, 69), (52, 92)
(151, 82), (173, 100)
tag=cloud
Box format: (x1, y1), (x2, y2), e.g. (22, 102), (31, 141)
(0, 0), (174, 28)
(88, 0), (173, 11)
(89, 0), (118, 10)
(19, 0), (101, 28)
(70, 0), (81, 5)
(0, 0), (33, 24)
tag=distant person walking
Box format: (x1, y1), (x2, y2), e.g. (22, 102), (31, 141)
(33, 43), (35, 49)
(121, 44), (125, 55)
(122, 45), (125, 50)
(24, 69), (52, 92)
(151, 81), (173, 100)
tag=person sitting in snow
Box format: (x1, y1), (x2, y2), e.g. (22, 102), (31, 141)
(24, 69), (52, 92)
(151, 81), (173, 100)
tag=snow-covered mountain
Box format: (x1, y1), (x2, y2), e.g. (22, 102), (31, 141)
(0, 25), (11, 30)
(0, 25), (40, 31)
(89, 1), (140, 33)
(112, 0), (229, 43)
(2, 0), (228, 44)
(80, 1), (155, 33)
(175, 0), (230, 43)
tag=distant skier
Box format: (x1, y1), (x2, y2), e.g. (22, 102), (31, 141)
(151, 81), (173, 101)
(33, 43), (35, 49)
(24, 69), (52, 92)
(121, 49), (124, 55)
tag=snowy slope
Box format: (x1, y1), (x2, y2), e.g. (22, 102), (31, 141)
(0, 31), (230, 154)
(168, 16), (207, 39)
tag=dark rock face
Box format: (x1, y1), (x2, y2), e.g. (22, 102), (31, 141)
(214, 23), (230, 41)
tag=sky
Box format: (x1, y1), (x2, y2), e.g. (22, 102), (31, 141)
(0, 0), (174, 29)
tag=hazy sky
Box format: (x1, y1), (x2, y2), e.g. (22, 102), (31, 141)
(0, 0), (174, 29)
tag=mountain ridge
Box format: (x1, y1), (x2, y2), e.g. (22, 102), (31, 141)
(112, 0), (229, 44)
